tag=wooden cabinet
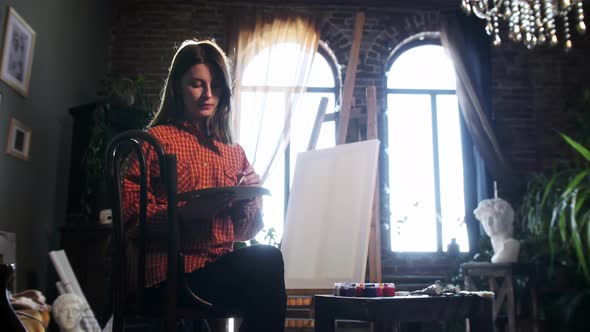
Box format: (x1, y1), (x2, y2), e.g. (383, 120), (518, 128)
(66, 102), (150, 224)
(66, 102), (104, 224)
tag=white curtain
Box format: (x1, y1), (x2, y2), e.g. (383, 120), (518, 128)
(232, 14), (319, 183)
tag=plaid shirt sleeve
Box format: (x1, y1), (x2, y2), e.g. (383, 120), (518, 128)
(120, 125), (266, 287)
(122, 144), (169, 229)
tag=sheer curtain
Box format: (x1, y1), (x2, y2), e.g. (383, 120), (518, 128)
(231, 12), (319, 182)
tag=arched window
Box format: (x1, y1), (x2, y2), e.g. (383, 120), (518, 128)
(239, 42), (339, 243)
(386, 39), (469, 253)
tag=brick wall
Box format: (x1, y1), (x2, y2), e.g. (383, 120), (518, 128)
(492, 39), (590, 177)
(110, 0), (590, 248)
(110, 0), (590, 192)
(110, 0), (227, 101)
(110, 1), (440, 126)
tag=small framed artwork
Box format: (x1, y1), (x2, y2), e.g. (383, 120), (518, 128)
(5, 117), (31, 160)
(0, 7), (36, 97)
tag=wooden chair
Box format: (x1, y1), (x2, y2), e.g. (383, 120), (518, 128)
(105, 130), (228, 332)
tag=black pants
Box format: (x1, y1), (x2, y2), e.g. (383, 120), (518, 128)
(148, 245), (287, 332)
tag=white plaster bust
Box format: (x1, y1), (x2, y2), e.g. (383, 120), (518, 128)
(473, 198), (520, 263)
(52, 293), (86, 332)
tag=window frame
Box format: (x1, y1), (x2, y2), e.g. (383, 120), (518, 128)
(279, 43), (340, 218)
(284, 42), (341, 214)
(239, 41), (341, 227)
(380, 37), (468, 266)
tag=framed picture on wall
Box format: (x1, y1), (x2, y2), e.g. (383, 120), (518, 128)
(0, 7), (36, 97)
(5, 117), (31, 160)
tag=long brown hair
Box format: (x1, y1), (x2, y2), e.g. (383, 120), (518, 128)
(150, 40), (234, 144)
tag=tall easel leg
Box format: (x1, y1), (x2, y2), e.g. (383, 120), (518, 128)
(366, 85), (382, 283)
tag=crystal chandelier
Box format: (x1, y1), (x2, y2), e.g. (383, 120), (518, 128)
(462, 0), (587, 49)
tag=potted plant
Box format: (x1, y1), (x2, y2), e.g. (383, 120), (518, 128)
(518, 133), (590, 331)
(79, 74), (153, 223)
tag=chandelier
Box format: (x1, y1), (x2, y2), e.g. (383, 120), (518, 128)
(461, 0), (587, 49)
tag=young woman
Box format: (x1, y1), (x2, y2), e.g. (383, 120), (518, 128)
(122, 40), (286, 332)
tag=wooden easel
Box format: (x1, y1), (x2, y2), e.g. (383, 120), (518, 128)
(312, 86), (382, 282)
(333, 9), (381, 284)
(285, 10), (383, 330)
(365, 85), (382, 284)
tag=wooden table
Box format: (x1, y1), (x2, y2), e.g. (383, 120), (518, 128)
(461, 262), (539, 332)
(314, 294), (493, 332)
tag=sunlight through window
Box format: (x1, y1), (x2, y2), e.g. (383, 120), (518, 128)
(240, 43), (337, 245)
(387, 43), (468, 253)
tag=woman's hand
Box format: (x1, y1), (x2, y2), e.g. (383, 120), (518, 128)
(238, 166), (261, 186)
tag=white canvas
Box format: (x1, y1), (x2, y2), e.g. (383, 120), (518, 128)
(281, 139), (380, 289)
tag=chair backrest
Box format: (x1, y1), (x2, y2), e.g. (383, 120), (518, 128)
(104, 131), (182, 330)
(105, 130), (176, 307)
(105, 130), (215, 331)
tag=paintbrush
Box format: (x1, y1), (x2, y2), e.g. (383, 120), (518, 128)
(237, 174), (246, 185)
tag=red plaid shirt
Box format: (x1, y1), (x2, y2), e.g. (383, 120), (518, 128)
(122, 122), (264, 287)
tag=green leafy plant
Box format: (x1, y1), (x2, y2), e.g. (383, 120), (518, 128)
(517, 133), (590, 329)
(84, 76), (152, 168)
(263, 227), (280, 248)
(233, 227), (280, 250)
(521, 134), (590, 283)
(78, 74), (153, 222)
(550, 134), (590, 282)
